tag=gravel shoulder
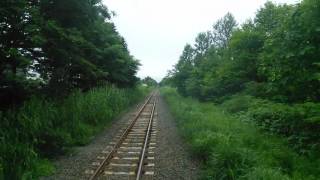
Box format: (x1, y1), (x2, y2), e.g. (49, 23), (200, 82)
(42, 94), (199, 180)
(154, 95), (199, 180)
(42, 102), (143, 180)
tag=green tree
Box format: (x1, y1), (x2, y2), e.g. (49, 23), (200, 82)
(35, 0), (139, 95)
(194, 31), (213, 57)
(0, 0), (43, 108)
(142, 76), (158, 87)
(212, 12), (238, 48)
(257, 0), (320, 102)
(172, 44), (195, 96)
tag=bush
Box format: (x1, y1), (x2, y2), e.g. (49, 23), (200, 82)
(221, 95), (258, 113)
(219, 94), (320, 156)
(244, 167), (290, 180)
(248, 101), (320, 155)
(161, 87), (320, 180)
(0, 85), (149, 179)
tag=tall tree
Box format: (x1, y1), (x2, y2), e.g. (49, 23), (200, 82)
(0, 0), (43, 108)
(258, 0), (320, 102)
(37, 0), (139, 95)
(194, 31), (213, 57)
(212, 12), (237, 48)
(142, 76), (157, 87)
(0, 0), (140, 107)
(172, 44), (195, 96)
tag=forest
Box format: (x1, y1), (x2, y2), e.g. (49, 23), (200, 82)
(0, 0), (140, 108)
(162, 0), (320, 178)
(0, 0), (147, 179)
(1, 0), (320, 179)
(164, 0), (320, 155)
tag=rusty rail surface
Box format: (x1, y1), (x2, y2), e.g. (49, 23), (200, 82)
(136, 98), (156, 180)
(88, 92), (157, 180)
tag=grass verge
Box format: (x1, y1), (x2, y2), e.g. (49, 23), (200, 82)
(0, 85), (150, 179)
(161, 87), (320, 180)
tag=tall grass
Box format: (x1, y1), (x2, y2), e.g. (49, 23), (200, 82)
(0, 86), (149, 179)
(221, 95), (320, 156)
(161, 87), (320, 180)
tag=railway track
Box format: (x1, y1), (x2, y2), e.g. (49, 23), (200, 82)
(85, 92), (158, 180)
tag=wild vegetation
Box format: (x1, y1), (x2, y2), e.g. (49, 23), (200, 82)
(141, 76), (158, 87)
(163, 0), (320, 157)
(0, 85), (149, 179)
(0, 0), (146, 179)
(161, 88), (320, 179)
(0, 0), (139, 110)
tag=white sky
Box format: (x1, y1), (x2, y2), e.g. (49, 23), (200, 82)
(102, 0), (300, 82)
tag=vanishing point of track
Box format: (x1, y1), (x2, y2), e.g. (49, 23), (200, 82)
(85, 92), (158, 180)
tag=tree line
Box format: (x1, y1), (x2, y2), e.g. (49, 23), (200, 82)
(141, 76), (158, 87)
(0, 1), (143, 178)
(0, 0), (139, 109)
(163, 0), (320, 155)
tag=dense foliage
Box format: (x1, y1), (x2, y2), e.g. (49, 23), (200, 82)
(0, 0), (139, 109)
(161, 88), (320, 180)
(0, 86), (149, 179)
(0, 0), (143, 178)
(141, 76), (158, 87)
(165, 0), (320, 155)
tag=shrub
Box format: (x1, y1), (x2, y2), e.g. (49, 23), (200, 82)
(161, 87), (320, 179)
(248, 101), (320, 155)
(0, 86), (149, 179)
(244, 167), (290, 180)
(221, 95), (258, 113)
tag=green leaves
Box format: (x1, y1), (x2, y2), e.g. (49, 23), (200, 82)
(0, 86), (147, 178)
(165, 0), (320, 167)
(141, 76), (158, 87)
(161, 88), (320, 180)
(1, 0), (139, 107)
(0, 1), (141, 178)
(169, 0), (320, 103)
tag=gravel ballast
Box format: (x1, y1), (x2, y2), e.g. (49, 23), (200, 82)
(42, 94), (199, 180)
(42, 102), (143, 180)
(153, 95), (199, 180)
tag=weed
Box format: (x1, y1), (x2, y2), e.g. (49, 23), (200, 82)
(0, 86), (149, 179)
(161, 87), (320, 180)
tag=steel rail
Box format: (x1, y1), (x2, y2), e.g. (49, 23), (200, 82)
(135, 97), (156, 180)
(89, 93), (154, 180)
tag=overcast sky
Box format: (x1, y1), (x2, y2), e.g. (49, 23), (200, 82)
(102, 0), (300, 82)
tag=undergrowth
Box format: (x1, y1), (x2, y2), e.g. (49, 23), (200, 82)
(221, 94), (320, 156)
(0, 85), (150, 179)
(161, 87), (320, 180)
